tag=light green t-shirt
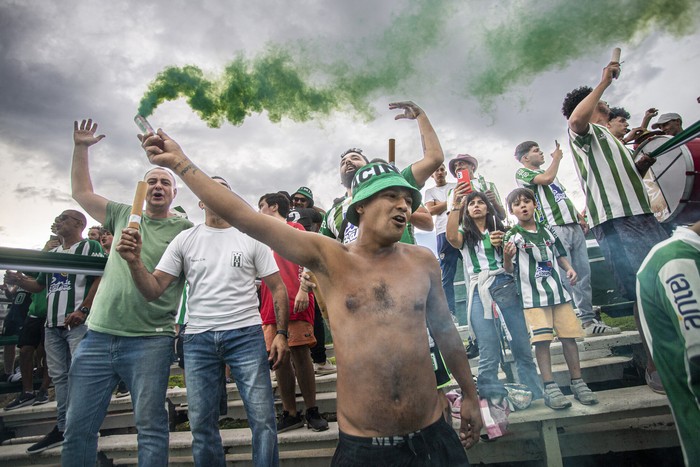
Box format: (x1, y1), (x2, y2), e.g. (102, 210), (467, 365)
(87, 202), (193, 337)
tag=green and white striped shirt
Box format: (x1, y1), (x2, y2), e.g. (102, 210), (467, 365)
(505, 224), (570, 308)
(457, 228), (502, 275)
(37, 239), (104, 328)
(636, 226), (700, 466)
(568, 123), (651, 227)
(515, 168), (578, 226)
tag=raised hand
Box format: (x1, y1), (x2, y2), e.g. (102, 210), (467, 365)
(551, 140), (563, 161)
(602, 61), (621, 84)
(74, 119), (106, 147)
(389, 101), (423, 120)
(138, 129), (188, 171)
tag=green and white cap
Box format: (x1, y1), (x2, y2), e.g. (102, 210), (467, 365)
(292, 186), (314, 207)
(346, 162), (422, 226)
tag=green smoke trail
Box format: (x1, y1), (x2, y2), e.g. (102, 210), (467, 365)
(138, 48), (352, 127)
(468, 0), (700, 100)
(138, 0), (451, 126)
(139, 0), (700, 124)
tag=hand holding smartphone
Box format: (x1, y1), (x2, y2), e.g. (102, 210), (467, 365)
(457, 169), (473, 193)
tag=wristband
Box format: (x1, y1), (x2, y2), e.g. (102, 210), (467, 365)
(276, 330), (288, 338)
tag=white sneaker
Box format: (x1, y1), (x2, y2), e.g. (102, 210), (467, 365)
(8, 369), (22, 383)
(583, 319), (621, 337)
(314, 360), (337, 375)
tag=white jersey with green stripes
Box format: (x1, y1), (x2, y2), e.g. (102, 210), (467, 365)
(38, 239), (105, 328)
(457, 228), (502, 275)
(515, 168), (578, 226)
(567, 123), (651, 227)
(505, 224), (571, 308)
(636, 226), (700, 466)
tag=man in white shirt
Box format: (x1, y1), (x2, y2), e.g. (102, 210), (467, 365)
(116, 176), (290, 467)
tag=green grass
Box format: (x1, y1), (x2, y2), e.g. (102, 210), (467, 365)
(600, 312), (637, 332)
(168, 374), (184, 388)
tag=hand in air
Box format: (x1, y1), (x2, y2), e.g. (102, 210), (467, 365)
(74, 119), (106, 147)
(389, 101), (423, 120)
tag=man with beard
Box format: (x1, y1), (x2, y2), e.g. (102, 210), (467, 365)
(319, 101), (442, 244)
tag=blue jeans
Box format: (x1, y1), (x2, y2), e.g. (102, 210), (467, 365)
(183, 325), (278, 467)
(62, 331), (173, 467)
(469, 274), (543, 400)
(551, 224), (594, 322)
(44, 325), (87, 431)
(437, 232), (463, 314)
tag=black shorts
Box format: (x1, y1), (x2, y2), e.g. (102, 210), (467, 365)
(332, 417), (469, 466)
(2, 307), (26, 337)
(592, 214), (669, 301)
(18, 316), (46, 348)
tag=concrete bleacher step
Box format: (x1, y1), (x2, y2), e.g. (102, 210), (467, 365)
(174, 390), (339, 421)
(0, 386), (675, 467)
(167, 372), (338, 405)
(1, 331), (640, 436)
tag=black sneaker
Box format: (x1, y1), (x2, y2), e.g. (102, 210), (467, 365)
(305, 406), (329, 432)
(4, 392), (36, 411)
(277, 410), (304, 433)
(27, 425), (64, 454)
(33, 389), (50, 406)
(115, 381), (130, 398)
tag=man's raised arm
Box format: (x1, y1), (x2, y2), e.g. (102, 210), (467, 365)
(71, 119), (110, 224)
(389, 102), (444, 188)
(139, 130), (330, 271)
(568, 63), (619, 135)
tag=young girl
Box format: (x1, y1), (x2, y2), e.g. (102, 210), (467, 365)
(446, 190), (542, 406)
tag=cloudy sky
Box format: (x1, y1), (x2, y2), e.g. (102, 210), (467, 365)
(1, 0), (699, 251)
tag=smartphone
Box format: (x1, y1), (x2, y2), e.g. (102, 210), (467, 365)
(50, 235), (59, 241)
(457, 169), (473, 193)
(134, 115), (155, 135)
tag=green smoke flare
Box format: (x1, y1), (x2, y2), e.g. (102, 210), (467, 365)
(137, 48), (354, 127)
(137, 0), (450, 126)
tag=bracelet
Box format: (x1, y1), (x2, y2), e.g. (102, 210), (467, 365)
(276, 330), (288, 338)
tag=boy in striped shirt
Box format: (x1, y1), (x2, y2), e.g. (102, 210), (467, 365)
(514, 140), (618, 336)
(503, 188), (597, 410)
(562, 59), (669, 392)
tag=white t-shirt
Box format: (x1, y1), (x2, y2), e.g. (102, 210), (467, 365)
(424, 182), (456, 234)
(156, 224), (279, 333)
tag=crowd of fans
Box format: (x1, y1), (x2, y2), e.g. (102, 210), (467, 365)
(1, 56), (698, 466)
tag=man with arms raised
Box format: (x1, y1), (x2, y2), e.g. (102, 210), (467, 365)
(135, 129), (482, 465)
(320, 101), (441, 244)
(62, 119), (193, 467)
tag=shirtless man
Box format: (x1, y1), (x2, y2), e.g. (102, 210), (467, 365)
(133, 130), (482, 465)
